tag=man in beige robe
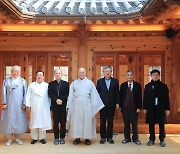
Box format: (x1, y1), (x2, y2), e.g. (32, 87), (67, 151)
(67, 68), (104, 145)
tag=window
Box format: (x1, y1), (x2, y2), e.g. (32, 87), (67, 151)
(144, 55), (162, 85)
(53, 66), (68, 82)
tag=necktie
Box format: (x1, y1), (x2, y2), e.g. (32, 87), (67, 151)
(129, 83), (132, 91)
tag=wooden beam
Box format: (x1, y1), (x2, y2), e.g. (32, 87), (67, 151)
(101, 20), (107, 24)
(91, 20), (97, 24)
(111, 20), (118, 25)
(133, 19), (140, 25)
(0, 24), (78, 31)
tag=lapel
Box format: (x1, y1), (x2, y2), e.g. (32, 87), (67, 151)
(124, 81), (128, 92)
(102, 77), (112, 91)
(102, 78), (108, 91)
(132, 81), (136, 93)
(108, 77), (113, 91)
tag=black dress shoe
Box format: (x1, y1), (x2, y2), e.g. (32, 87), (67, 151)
(122, 139), (131, 144)
(133, 140), (141, 145)
(40, 139), (46, 144)
(73, 138), (81, 145)
(160, 141), (166, 147)
(147, 140), (154, 146)
(54, 139), (59, 145)
(31, 140), (37, 144)
(107, 138), (114, 144)
(60, 138), (65, 144)
(85, 139), (91, 145)
(100, 138), (106, 144)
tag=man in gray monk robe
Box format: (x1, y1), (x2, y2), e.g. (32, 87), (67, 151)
(0, 65), (27, 146)
(67, 68), (104, 145)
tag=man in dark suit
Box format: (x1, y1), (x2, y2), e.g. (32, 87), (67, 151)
(48, 68), (69, 145)
(143, 69), (170, 147)
(119, 70), (142, 145)
(96, 66), (119, 144)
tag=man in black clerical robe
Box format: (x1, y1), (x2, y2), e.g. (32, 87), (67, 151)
(48, 68), (69, 145)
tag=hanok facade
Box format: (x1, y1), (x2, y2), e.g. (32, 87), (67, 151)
(0, 0), (180, 130)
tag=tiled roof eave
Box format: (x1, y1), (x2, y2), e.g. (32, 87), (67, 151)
(32, 11), (142, 20)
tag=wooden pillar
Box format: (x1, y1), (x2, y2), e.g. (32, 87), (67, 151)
(77, 24), (88, 72)
(0, 52), (2, 114)
(171, 34), (180, 122)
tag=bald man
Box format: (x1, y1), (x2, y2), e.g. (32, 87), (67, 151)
(0, 65), (27, 146)
(67, 68), (104, 145)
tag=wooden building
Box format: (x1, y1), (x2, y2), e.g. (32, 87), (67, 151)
(0, 0), (179, 130)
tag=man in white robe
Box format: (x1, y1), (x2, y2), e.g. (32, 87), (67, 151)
(0, 65), (27, 146)
(67, 68), (104, 145)
(26, 71), (52, 144)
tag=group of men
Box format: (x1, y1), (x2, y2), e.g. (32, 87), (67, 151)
(0, 65), (170, 148)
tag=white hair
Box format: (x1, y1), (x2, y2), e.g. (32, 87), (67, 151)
(54, 68), (62, 73)
(12, 65), (21, 71)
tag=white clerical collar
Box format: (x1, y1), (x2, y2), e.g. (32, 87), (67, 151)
(56, 80), (61, 83)
(128, 81), (133, 85)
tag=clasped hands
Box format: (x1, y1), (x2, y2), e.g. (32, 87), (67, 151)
(56, 99), (62, 105)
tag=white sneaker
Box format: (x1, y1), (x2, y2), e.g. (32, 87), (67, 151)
(6, 140), (12, 146)
(16, 139), (23, 145)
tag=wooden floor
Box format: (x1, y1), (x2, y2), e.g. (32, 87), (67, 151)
(0, 133), (180, 154)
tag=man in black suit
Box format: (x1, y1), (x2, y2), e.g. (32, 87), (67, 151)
(143, 69), (170, 147)
(96, 66), (119, 144)
(48, 68), (69, 145)
(119, 70), (142, 145)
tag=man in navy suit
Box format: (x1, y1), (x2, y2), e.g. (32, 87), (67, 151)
(97, 66), (119, 144)
(119, 70), (142, 145)
(48, 68), (69, 145)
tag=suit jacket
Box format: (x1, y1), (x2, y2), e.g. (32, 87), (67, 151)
(143, 80), (170, 124)
(119, 81), (142, 112)
(48, 80), (69, 111)
(96, 77), (119, 109)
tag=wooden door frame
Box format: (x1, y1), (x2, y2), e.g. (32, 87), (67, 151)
(47, 52), (72, 83)
(116, 52), (140, 83)
(93, 52), (116, 83)
(141, 51), (165, 86)
(93, 51), (140, 83)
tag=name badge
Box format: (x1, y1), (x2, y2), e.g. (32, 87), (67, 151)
(155, 97), (158, 106)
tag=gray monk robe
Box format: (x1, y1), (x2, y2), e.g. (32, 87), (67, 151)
(0, 77), (27, 134)
(67, 77), (104, 139)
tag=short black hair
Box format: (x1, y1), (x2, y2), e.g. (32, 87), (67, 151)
(36, 70), (44, 75)
(150, 69), (160, 75)
(126, 70), (134, 75)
